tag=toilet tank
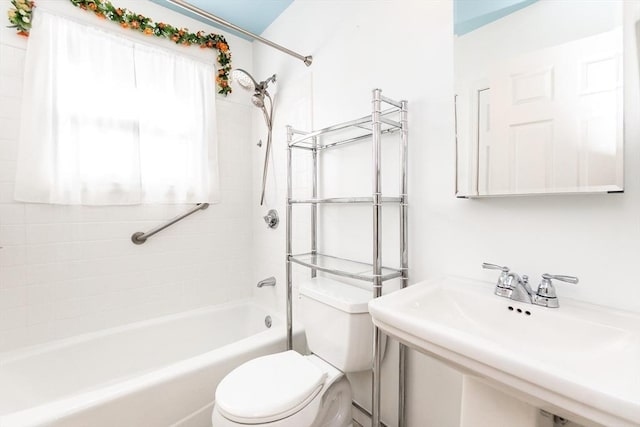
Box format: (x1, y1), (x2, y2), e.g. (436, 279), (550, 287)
(299, 277), (384, 373)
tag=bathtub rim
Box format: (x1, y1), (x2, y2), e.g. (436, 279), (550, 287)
(0, 298), (276, 364)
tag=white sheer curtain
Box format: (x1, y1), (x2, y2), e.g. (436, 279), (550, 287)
(15, 10), (219, 205)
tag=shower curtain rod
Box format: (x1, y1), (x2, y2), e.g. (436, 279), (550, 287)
(165, 0), (313, 66)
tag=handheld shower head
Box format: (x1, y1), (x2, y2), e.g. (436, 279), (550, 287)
(251, 94), (265, 108)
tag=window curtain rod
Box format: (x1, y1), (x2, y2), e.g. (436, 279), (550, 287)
(165, 0), (313, 66)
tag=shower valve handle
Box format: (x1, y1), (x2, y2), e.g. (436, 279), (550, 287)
(263, 209), (279, 229)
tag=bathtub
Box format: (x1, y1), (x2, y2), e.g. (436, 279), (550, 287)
(0, 301), (292, 427)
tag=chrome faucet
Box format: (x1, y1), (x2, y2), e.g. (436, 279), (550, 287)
(483, 263), (578, 308)
(257, 276), (276, 288)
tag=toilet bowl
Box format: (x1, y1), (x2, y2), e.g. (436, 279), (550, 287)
(212, 277), (382, 427)
(211, 351), (352, 427)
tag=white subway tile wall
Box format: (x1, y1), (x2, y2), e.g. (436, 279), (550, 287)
(0, 31), (254, 352)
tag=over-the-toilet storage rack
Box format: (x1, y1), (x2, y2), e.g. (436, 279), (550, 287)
(285, 89), (408, 427)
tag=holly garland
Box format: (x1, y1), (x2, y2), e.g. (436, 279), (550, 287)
(7, 0), (232, 95)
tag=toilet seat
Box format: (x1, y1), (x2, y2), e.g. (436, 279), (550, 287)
(215, 351), (328, 424)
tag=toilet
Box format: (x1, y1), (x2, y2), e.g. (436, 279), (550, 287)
(211, 277), (382, 427)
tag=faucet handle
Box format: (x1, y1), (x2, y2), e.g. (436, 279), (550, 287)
(542, 273), (579, 285)
(483, 263), (511, 295)
(536, 273), (579, 303)
(482, 263), (509, 272)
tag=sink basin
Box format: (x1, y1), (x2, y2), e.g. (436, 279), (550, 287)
(368, 277), (640, 427)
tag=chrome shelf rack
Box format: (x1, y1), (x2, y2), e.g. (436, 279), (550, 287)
(285, 89), (408, 427)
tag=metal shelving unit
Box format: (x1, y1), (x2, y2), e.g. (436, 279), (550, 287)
(285, 89), (408, 427)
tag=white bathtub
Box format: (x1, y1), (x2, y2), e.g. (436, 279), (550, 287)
(0, 301), (290, 427)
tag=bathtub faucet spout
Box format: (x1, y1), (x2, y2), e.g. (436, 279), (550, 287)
(257, 277), (276, 288)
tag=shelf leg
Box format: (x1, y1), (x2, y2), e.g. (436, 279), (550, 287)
(311, 137), (318, 278)
(286, 126), (293, 351)
(398, 99), (409, 427)
(372, 88), (383, 427)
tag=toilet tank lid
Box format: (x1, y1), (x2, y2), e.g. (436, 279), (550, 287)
(299, 277), (371, 313)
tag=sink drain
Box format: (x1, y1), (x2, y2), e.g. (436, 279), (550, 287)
(264, 315), (272, 328)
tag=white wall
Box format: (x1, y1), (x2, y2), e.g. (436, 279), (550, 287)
(0, 0), (256, 352)
(251, 0), (640, 425)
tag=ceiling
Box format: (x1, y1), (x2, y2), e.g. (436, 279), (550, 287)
(150, 0), (294, 40)
(153, 1), (540, 41)
(454, 0), (538, 36)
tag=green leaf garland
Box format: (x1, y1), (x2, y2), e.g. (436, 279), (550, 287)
(7, 0), (33, 36)
(7, 0), (232, 95)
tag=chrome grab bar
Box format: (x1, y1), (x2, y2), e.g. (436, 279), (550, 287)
(131, 203), (209, 245)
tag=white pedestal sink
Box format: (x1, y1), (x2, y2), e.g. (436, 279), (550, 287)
(368, 277), (640, 427)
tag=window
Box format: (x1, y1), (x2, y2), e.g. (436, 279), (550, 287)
(15, 10), (219, 205)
